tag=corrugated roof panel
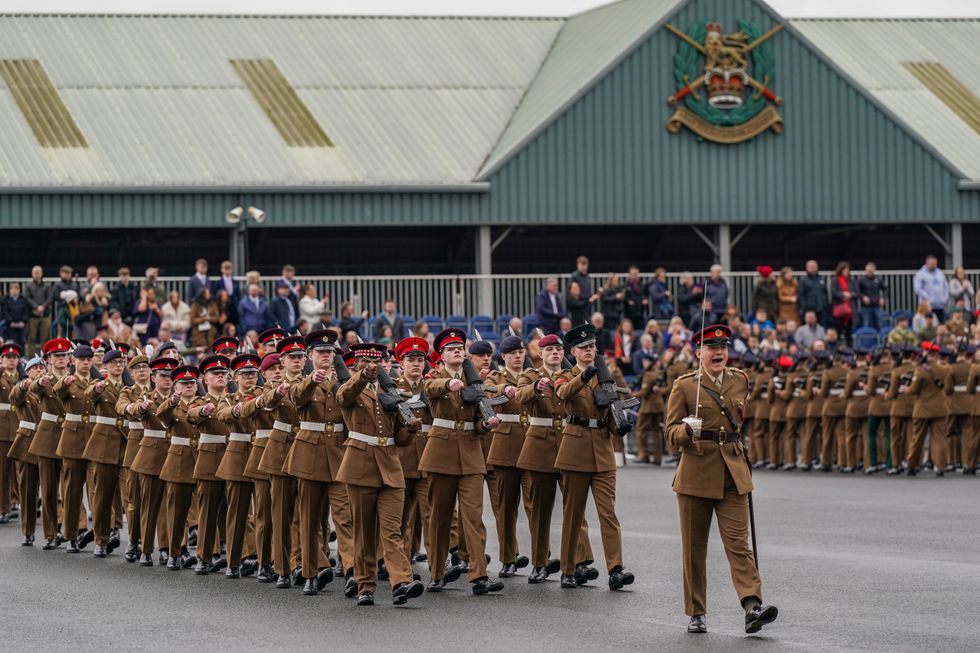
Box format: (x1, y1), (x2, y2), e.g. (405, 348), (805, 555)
(903, 62), (980, 135)
(791, 18), (980, 181)
(0, 59), (86, 148)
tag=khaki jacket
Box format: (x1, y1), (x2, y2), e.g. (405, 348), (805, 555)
(784, 371), (808, 420)
(886, 362), (917, 418)
(664, 367), (753, 499)
(638, 367), (666, 414)
(909, 363), (947, 420)
(118, 384), (151, 467)
(515, 367), (566, 474)
(554, 366), (616, 474)
(257, 374), (302, 477)
(944, 360), (972, 416)
(54, 375), (93, 460)
(419, 366), (487, 476)
(285, 372), (346, 482)
(130, 390), (171, 476)
(156, 397), (199, 484)
(486, 368), (527, 469)
(750, 368), (772, 420)
(819, 366), (848, 418)
(968, 363), (980, 417)
(844, 367), (870, 419)
(215, 387), (259, 483)
(866, 362), (893, 417)
(767, 372), (789, 422)
(8, 380), (40, 465)
(243, 390), (277, 481)
(27, 372), (67, 459)
(188, 393), (231, 481)
(396, 375), (430, 479)
(83, 379), (126, 465)
(0, 371), (21, 442)
(804, 369), (825, 419)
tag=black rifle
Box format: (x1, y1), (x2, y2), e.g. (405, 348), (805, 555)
(377, 368), (425, 426)
(460, 359), (508, 423)
(594, 362), (639, 437)
(333, 354), (351, 391)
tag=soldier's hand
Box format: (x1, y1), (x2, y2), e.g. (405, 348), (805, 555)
(64, 374), (76, 386)
(232, 403), (243, 418)
(202, 403), (215, 417)
(140, 399), (153, 412)
(448, 379), (464, 392)
(484, 416), (500, 430)
(362, 362), (378, 381)
(406, 417), (421, 432)
(312, 368), (327, 384)
(536, 377), (552, 393)
(170, 394), (181, 406)
(39, 374), (51, 388)
(94, 380), (106, 394)
(479, 368), (489, 381)
(20, 379), (30, 390)
(276, 382), (289, 398)
(504, 385), (517, 399)
(581, 366), (597, 382)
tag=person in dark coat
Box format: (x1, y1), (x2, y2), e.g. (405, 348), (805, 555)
(751, 266), (779, 319)
(534, 278), (564, 335)
(566, 281), (591, 326)
(109, 267), (140, 325)
(269, 283), (297, 333)
(799, 260), (829, 324)
(1, 282), (30, 349)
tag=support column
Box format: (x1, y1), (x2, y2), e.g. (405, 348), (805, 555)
(950, 223), (963, 269)
(476, 226), (493, 316)
(718, 224), (732, 271)
(229, 224), (247, 277)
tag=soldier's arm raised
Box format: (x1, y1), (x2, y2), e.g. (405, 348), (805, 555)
(554, 371), (586, 401)
(290, 376), (318, 407)
(337, 370), (370, 408)
(907, 369), (923, 396)
(186, 397), (212, 425)
(423, 375), (453, 399)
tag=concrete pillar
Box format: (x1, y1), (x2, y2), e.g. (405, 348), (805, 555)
(476, 225), (493, 316)
(950, 223), (963, 269)
(229, 224), (247, 276)
(718, 224), (732, 271)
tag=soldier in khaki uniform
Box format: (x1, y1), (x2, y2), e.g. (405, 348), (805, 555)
(964, 345), (980, 475)
(52, 344), (95, 553)
(943, 345), (971, 473)
(554, 323), (634, 592)
(28, 337), (71, 549)
(664, 324), (777, 635)
(635, 353), (666, 464)
(485, 335), (533, 578)
(739, 353), (757, 456)
(765, 356), (792, 470)
(885, 346), (917, 474)
(842, 349), (871, 473)
(285, 330), (346, 596)
(781, 353), (808, 470)
(420, 328), (501, 595)
(117, 355), (152, 562)
(818, 349), (850, 471)
(127, 356), (177, 565)
(248, 353), (282, 582)
(9, 355), (44, 545)
(905, 343), (948, 476)
(394, 337), (432, 564)
(0, 342), (22, 523)
(337, 341), (425, 606)
(801, 350), (829, 471)
(864, 346), (895, 474)
(157, 364), (202, 570)
(748, 355), (772, 467)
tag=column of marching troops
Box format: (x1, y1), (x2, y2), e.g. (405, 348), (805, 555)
(634, 341), (980, 477)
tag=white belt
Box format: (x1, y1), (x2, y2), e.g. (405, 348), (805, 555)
(348, 431), (395, 447)
(93, 416), (119, 426)
(199, 433), (226, 445)
(0, 402), (11, 411)
(128, 421), (143, 430)
(143, 429), (166, 439)
(420, 424), (432, 433)
(528, 416), (566, 428)
(431, 418), (474, 431)
(229, 432), (252, 442)
(954, 385), (967, 392)
(272, 420), (294, 432)
(851, 390), (866, 397)
(496, 414), (523, 424)
(171, 436), (191, 446)
(298, 421), (345, 433)
(829, 389), (844, 397)
(255, 429), (272, 439)
(64, 413), (84, 423)
(875, 389), (886, 396)
(19, 420), (36, 431)
(40, 412), (61, 423)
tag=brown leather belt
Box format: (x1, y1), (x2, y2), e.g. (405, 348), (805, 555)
(697, 430), (741, 444)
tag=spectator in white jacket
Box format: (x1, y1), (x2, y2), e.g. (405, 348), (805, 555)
(299, 283), (328, 325)
(160, 290), (191, 340)
(913, 255), (949, 322)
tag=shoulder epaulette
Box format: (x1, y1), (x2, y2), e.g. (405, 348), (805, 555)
(672, 370), (697, 390)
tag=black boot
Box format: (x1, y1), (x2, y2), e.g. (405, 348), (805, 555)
(745, 603), (778, 634)
(303, 578), (319, 596)
(257, 564), (276, 583)
(687, 615), (707, 634)
(392, 580), (424, 605)
(124, 540), (140, 563)
(574, 563), (599, 586)
(527, 566), (547, 584)
(316, 566), (334, 590)
(608, 566), (635, 591)
(139, 553), (153, 567)
(472, 577), (504, 595)
(356, 591), (375, 606)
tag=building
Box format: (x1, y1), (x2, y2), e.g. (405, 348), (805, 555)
(1, 0), (978, 294)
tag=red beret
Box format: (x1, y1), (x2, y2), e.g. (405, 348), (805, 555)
(538, 334), (563, 348)
(259, 353), (281, 372)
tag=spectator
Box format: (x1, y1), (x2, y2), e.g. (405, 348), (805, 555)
(623, 266), (647, 327)
(749, 309), (774, 332)
(238, 283), (269, 334)
(794, 310), (826, 349)
(110, 267), (140, 325)
(565, 280), (590, 326)
(752, 266), (778, 318)
(732, 323), (752, 353)
(54, 290), (80, 339)
(161, 290), (191, 340)
(534, 278), (564, 335)
(570, 256), (595, 300)
(245, 270), (261, 288)
(912, 301), (932, 334)
(590, 312), (615, 355)
(647, 267), (673, 319)
(824, 327), (840, 353)
(914, 255), (949, 322)
(886, 314), (916, 346)
(299, 283), (327, 325)
(186, 258), (210, 303)
(214, 289), (237, 336)
(225, 324), (240, 339)
(1, 282), (30, 349)
(279, 265), (302, 306)
(664, 315), (691, 349)
(413, 321), (433, 346)
(631, 333), (658, 373)
(23, 266), (53, 356)
(760, 329), (781, 352)
(132, 287), (163, 345)
(948, 266), (974, 314)
(339, 302), (369, 339)
(689, 299), (713, 332)
(80, 266), (100, 299)
(211, 260), (240, 304)
(776, 266), (799, 323)
(507, 316), (523, 338)
(830, 261), (855, 343)
(344, 330), (360, 351)
(374, 299), (406, 341)
(704, 264), (729, 323)
(614, 318), (636, 373)
(270, 283), (298, 333)
(945, 307), (969, 341)
(296, 319), (311, 336)
(559, 317), (572, 335)
(856, 262), (888, 330)
(51, 265), (80, 327)
(189, 287), (219, 351)
(377, 324), (394, 348)
(143, 267), (167, 305)
(917, 312), (937, 343)
(600, 273), (624, 327)
(106, 308), (132, 344)
(676, 272), (699, 321)
(799, 259), (829, 323)
(642, 319), (665, 353)
(74, 282), (110, 341)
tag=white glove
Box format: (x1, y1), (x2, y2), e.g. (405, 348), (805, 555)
(681, 416), (703, 439)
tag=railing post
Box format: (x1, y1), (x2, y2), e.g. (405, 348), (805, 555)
(476, 226), (493, 316)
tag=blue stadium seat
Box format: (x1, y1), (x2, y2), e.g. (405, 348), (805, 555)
(420, 315), (443, 333)
(879, 312), (893, 328)
(522, 315), (538, 339)
(878, 326), (892, 345)
(445, 316), (469, 333)
(853, 327), (879, 351)
(892, 310), (913, 324)
(495, 314), (513, 337)
(470, 315), (495, 340)
(401, 315), (415, 329)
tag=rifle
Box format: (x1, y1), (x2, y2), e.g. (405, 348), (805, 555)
(376, 368), (425, 426)
(594, 362), (639, 437)
(460, 359), (508, 423)
(333, 354), (351, 391)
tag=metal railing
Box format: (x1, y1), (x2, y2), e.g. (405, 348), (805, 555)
(1, 270), (973, 327)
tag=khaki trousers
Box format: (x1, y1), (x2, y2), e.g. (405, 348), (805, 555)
(636, 412), (663, 462)
(820, 415), (845, 467)
(91, 462), (119, 545)
(527, 470), (594, 568)
(349, 484), (413, 593)
(677, 482), (763, 616)
(750, 418), (768, 463)
(783, 418), (803, 466)
(251, 478), (273, 566)
(225, 480), (252, 566)
(802, 417), (821, 465)
(37, 456), (61, 539)
(19, 462), (39, 537)
(121, 467), (140, 544)
(964, 417), (980, 471)
(427, 472), (487, 582)
(166, 481), (194, 555)
(327, 482), (354, 574)
(945, 414), (969, 467)
(401, 476), (430, 560)
(296, 479), (332, 578)
(270, 474), (297, 576)
(138, 473), (166, 554)
(560, 470), (622, 576)
(196, 479), (225, 560)
(844, 417), (865, 469)
(61, 458), (88, 540)
(767, 420), (785, 467)
(493, 465), (532, 565)
(456, 470), (501, 563)
(909, 417), (946, 471)
(890, 416), (910, 469)
(0, 441), (15, 512)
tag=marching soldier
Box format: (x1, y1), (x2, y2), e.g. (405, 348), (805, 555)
(905, 343), (948, 477)
(780, 353), (808, 471)
(635, 352), (666, 465)
(28, 338), (72, 550)
(554, 323), (634, 591)
(943, 345), (971, 473)
(818, 349), (850, 472)
(157, 364), (202, 570)
(766, 355), (792, 470)
(964, 346), (980, 475)
(55, 344), (96, 553)
(748, 354), (772, 467)
(257, 327), (286, 358)
(843, 349), (871, 473)
(8, 355), (44, 545)
(337, 341), (425, 606)
(885, 346), (917, 475)
(117, 354), (153, 562)
(801, 350), (829, 471)
(0, 342), (21, 523)
(127, 356), (177, 565)
(664, 324), (777, 635)
(247, 353), (282, 582)
(420, 328), (502, 595)
(82, 348), (128, 558)
(738, 352), (757, 461)
(864, 346), (895, 474)
(515, 333), (594, 584)
(485, 335), (532, 578)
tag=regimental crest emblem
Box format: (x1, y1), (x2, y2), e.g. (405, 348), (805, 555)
(665, 19), (784, 143)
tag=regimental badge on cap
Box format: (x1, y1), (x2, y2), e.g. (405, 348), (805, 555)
(149, 356), (177, 372)
(231, 353), (261, 373)
(433, 328), (466, 353)
(565, 323), (596, 349)
(199, 354), (230, 374)
(304, 329), (338, 352)
(395, 336), (429, 361)
(42, 338), (72, 356)
(1, 342), (23, 357)
(171, 365), (200, 382)
(212, 336), (239, 355)
(693, 324), (732, 348)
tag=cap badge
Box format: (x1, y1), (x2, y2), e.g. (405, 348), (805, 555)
(714, 329), (723, 337)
